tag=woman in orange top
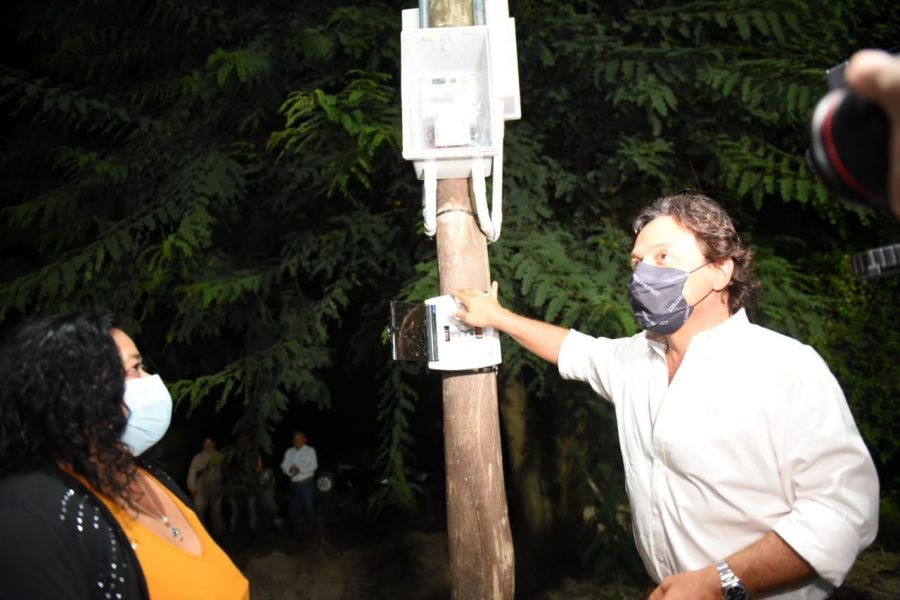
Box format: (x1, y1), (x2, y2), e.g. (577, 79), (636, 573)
(0, 312), (250, 599)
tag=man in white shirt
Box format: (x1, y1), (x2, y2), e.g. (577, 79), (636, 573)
(453, 193), (879, 599)
(280, 430), (318, 540)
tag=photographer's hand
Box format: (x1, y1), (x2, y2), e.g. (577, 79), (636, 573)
(846, 49), (900, 220)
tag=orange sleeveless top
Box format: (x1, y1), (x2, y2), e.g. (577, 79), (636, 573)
(73, 468), (249, 600)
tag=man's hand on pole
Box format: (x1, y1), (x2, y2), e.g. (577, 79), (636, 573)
(453, 281), (502, 329)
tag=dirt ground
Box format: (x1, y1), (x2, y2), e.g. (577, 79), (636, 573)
(217, 517), (900, 600)
(220, 525), (451, 600)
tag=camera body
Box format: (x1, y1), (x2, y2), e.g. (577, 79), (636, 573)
(808, 55), (897, 278)
(808, 60), (889, 212)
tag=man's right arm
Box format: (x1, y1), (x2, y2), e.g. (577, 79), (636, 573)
(453, 281), (570, 365)
(308, 447), (318, 474)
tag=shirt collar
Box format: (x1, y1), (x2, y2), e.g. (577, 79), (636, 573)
(642, 308), (749, 354)
(689, 308), (749, 348)
(646, 334), (668, 357)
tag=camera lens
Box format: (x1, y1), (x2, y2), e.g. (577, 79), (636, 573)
(808, 87), (889, 211)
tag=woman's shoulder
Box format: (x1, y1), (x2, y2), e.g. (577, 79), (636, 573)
(0, 464), (148, 599)
(0, 463), (87, 515)
(0, 464), (117, 544)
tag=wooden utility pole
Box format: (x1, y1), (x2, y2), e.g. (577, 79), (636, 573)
(430, 2), (515, 598)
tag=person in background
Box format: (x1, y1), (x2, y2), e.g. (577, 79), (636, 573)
(187, 435), (225, 533)
(0, 312), (249, 599)
(223, 447), (279, 533)
(252, 454), (283, 531)
(281, 430), (318, 540)
(454, 193), (879, 600)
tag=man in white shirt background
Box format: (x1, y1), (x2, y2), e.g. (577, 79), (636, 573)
(281, 430), (318, 541)
(453, 193), (879, 600)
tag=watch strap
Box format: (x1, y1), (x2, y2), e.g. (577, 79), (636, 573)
(716, 560), (749, 599)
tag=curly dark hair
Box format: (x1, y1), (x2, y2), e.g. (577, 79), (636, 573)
(633, 193), (762, 315)
(0, 312), (137, 504)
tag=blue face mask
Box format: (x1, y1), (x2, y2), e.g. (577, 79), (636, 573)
(628, 262), (711, 335)
(121, 375), (172, 456)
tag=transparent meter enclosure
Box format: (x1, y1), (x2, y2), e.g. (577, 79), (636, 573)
(390, 295), (501, 371)
(402, 27), (498, 161)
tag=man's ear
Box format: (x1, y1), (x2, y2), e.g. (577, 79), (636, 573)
(712, 258), (734, 291)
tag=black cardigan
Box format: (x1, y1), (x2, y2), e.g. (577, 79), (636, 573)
(0, 461), (192, 600)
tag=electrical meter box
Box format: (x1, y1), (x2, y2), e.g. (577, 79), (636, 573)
(390, 294), (501, 371)
(399, 3), (521, 238)
(402, 26), (498, 162)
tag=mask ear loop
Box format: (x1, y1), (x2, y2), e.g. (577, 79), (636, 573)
(687, 261), (712, 274)
(685, 261), (715, 309)
(688, 286), (716, 309)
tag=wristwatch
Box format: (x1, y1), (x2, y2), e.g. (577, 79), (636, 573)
(716, 560), (750, 600)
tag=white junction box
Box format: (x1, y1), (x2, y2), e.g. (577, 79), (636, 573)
(388, 294), (502, 371)
(425, 294), (501, 371)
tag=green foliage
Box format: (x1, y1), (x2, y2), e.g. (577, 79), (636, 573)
(0, 0), (413, 460)
(368, 363), (425, 515)
(815, 255), (900, 476)
(269, 70), (400, 198)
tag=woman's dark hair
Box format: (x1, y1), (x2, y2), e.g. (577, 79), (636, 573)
(0, 312), (136, 503)
(633, 193), (762, 315)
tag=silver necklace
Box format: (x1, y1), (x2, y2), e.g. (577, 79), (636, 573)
(135, 476), (184, 542)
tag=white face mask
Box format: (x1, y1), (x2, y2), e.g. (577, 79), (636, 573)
(121, 375), (172, 456)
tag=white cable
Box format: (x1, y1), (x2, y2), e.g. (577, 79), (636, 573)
(474, 103), (505, 243)
(422, 161), (437, 237)
(423, 105), (506, 242)
(488, 108), (505, 243)
(471, 157), (495, 241)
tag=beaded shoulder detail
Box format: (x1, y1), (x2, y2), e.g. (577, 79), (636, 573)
(56, 484), (135, 600)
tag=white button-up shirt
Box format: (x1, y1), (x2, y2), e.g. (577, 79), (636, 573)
(281, 445), (318, 483)
(557, 309), (878, 599)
